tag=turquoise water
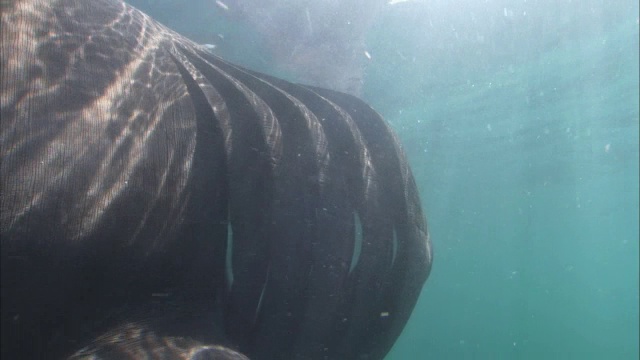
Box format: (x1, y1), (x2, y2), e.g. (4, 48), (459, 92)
(130, 1), (639, 358)
(366, 3), (639, 359)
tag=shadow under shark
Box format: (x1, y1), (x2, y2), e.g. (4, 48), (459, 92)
(0, 0), (432, 359)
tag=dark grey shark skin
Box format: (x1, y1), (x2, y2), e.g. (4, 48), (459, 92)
(0, 0), (433, 359)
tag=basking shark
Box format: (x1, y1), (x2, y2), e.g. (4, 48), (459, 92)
(0, 0), (433, 359)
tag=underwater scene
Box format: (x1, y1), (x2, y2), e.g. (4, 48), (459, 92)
(128, 0), (638, 358)
(1, 0), (636, 358)
(128, 0), (639, 358)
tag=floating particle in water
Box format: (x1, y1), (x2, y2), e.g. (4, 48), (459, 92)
(604, 143), (611, 153)
(202, 44), (216, 52)
(305, 8), (312, 34)
(215, 1), (228, 11)
(565, 265), (574, 272)
(486, 124), (492, 131)
(364, 51), (371, 60)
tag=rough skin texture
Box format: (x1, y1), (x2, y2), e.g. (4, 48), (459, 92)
(0, 0), (433, 359)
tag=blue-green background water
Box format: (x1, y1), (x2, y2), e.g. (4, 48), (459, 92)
(131, 0), (639, 358)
